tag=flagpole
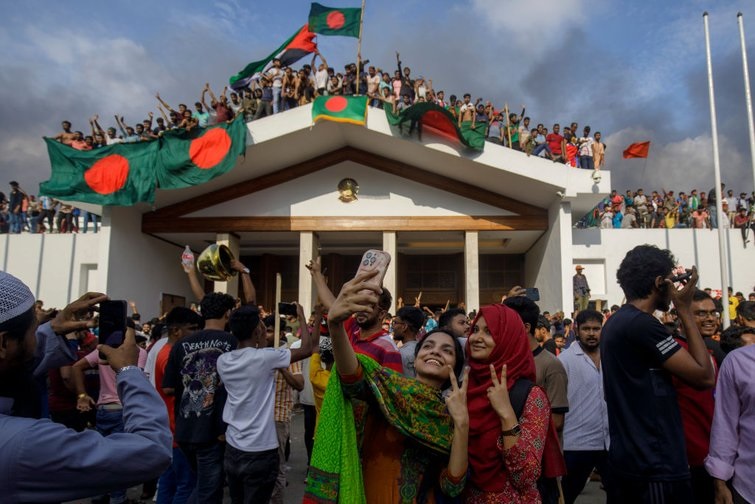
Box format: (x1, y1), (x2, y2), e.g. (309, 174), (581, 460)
(737, 13), (755, 195)
(703, 12), (731, 328)
(356, 0), (366, 96)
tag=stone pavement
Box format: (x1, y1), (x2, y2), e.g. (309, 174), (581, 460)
(68, 408), (606, 503)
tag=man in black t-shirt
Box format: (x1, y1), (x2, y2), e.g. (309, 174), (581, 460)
(601, 245), (715, 503)
(163, 292), (237, 504)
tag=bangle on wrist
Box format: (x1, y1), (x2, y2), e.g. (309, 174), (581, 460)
(77, 393), (87, 400)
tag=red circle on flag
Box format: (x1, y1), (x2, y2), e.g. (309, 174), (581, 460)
(326, 11), (346, 29)
(189, 128), (232, 169)
(324, 96), (348, 113)
(84, 154), (129, 194)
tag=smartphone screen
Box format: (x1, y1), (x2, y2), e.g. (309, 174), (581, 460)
(278, 302), (298, 317)
(99, 300), (128, 349)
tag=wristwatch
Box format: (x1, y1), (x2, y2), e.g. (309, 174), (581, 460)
(502, 423), (521, 437)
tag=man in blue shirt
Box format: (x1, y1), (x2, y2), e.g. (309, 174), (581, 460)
(0, 272), (171, 502)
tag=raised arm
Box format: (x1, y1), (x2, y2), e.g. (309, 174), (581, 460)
(662, 268), (716, 389)
(155, 92), (174, 113)
(156, 105), (170, 125)
(182, 260), (206, 302)
(230, 259), (256, 305)
(289, 302), (313, 363)
(306, 257), (336, 309)
(327, 270), (381, 377)
(115, 115), (127, 137)
(206, 83), (218, 104)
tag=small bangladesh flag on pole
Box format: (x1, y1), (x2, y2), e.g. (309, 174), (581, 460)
(40, 139), (158, 205)
(308, 2), (362, 38)
(312, 95), (369, 125)
(156, 115), (248, 189)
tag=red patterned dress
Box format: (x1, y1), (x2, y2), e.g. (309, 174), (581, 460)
(465, 386), (550, 503)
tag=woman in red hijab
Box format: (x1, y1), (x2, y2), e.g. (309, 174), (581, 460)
(465, 303), (551, 503)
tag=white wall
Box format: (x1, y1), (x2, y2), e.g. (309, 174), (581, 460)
(187, 161), (515, 218)
(0, 233), (100, 309)
(572, 228), (755, 307)
(525, 200), (573, 313)
(99, 207), (197, 319)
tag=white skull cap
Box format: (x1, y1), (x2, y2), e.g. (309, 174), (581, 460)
(0, 271), (35, 325)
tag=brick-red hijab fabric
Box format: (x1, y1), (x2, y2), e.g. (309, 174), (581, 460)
(465, 304), (536, 491)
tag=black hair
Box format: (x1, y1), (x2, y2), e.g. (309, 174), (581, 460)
(463, 93), (471, 98)
(438, 308), (466, 328)
(200, 292), (236, 320)
(719, 325), (755, 354)
(378, 288), (392, 311)
(616, 245), (675, 301)
(0, 307), (35, 342)
(692, 289), (714, 303)
(415, 328), (464, 388)
(536, 315), (550, 331)
(263, 314), (276, 329)
(575, 309), (603, 327)
(502, 296), (539, 336)
(165, 307), (203, 328)
(563, 318), (572, 326)
(396, 306), (425, 333)
(737, 301), (755, 321)
(229, 305), (261, 342)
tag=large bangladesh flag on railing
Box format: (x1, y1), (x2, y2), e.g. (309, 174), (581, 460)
(156, 116), (247, 189)
(40, 116), (248, 205)
(40, 139), (159, 205)
(385, 102), (486, 151)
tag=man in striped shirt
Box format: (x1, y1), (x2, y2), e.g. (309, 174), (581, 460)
(307, 258), (402, 373)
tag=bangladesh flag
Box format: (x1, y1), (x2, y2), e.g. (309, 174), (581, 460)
(312, 95), (368, 125)
(156, 115), (248, 189)
(40, 139), (158, 205)
(229, 25), (317, 90)
(308, 3), (362, 38)
(385, 102), (486, 151)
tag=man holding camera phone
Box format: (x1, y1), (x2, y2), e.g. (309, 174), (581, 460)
(0, 272), (171, 502)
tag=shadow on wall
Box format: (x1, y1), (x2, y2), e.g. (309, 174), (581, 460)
(572, 228), (603, 247)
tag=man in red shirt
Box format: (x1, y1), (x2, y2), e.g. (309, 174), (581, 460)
(672, 289), (718, 504)
(546, 123), (566, 163)
(154, 307), (203, 504)
(307, 257), (402, 373)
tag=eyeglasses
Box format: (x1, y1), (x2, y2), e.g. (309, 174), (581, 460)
(693, 310), (720, 319)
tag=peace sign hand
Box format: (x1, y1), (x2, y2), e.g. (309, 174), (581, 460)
(445, 366), (469, 428)
(487, 364), (515, 420)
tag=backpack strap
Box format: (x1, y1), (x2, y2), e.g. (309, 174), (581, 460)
(509, 377), (535, 421)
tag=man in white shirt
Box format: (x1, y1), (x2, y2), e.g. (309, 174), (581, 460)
(217, 305), (312, 503)
(558, 309), (611, 504)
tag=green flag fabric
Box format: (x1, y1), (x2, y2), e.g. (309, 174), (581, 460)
(312, 95), (368, 125)
(229, 25), (317, 90)
(40, 139), (158, 205)
(308, 3), (362, 38)
(156, 116), (247, 189)
(384, 102), (486, 151)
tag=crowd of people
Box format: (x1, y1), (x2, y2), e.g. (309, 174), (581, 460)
(0, 181), (98, 234)
(579, 185), (755, 239)
(47, 51), (605, 169)
(1, 243), (754, 504)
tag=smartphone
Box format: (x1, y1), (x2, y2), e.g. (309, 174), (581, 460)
(670, 271), (692, 283)
(524, 288), (540, 302)
(355, 250), (391, 291)
(278, 302), (298, 317)
(98, 300), (128, 358)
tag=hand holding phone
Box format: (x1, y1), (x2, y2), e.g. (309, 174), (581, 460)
(98, 300), (128, 359)
(354, 250), (391, 293)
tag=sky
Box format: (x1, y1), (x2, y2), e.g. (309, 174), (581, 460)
(2, 0), (755, 200)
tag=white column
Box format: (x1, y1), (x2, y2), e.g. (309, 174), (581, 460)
(558, 201), (574, 313)
(298, 231), (319, 315)
(214, 233), (240, 296)
(465, 231), (480, 312)
(383, 231), (397, 314)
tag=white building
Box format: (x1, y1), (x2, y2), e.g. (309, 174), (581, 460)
(2, 105), (753, 317)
